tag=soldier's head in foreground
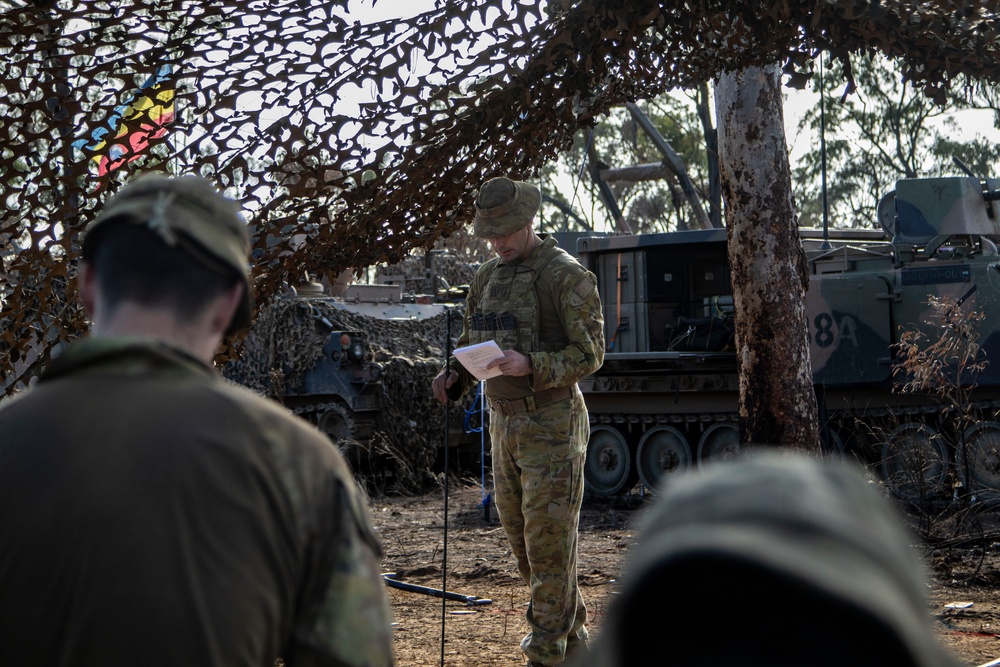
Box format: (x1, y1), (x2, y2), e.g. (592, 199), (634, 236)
(473, 176), (541, 263)
(571, 452), (961, 667)
(80, 173), (251, 359)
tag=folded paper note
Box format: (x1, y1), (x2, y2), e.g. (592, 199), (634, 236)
(453, 340), (505, 381)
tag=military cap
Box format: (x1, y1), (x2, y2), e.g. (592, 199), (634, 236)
(82, 173), (252, 334)
(472, 177), (540, 238)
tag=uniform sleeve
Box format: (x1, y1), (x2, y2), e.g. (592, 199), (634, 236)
(290, 476), (395, 667)
(223, 389), (394, 667)
(528, 265), (605, 392)
(282, 427), (395, 667)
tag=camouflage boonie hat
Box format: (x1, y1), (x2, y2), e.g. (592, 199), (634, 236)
(472, 177), (540, 238)
(82, 173), (253, 334)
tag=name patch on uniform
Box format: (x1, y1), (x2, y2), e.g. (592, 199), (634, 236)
(490, 285), (511, 299)
(568, 273), (598, 307)
(472, 312), (517, 331)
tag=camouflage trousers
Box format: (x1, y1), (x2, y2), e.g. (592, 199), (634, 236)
(490, 390), (589, 666)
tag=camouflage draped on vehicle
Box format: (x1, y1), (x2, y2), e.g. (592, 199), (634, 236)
(225, 296), (475, 493)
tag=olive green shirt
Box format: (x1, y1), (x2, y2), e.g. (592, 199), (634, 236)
(0, 337), (393, 667)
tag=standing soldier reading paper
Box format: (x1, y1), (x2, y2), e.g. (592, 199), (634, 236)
(0, 174), (394, 667)
(432, 177), (605, 666)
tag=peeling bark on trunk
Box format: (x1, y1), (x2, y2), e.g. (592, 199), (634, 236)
(715, 65), (820, 453)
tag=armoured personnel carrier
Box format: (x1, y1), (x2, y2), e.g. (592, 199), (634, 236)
(577, 174), (1000, 502)
(224, 279), (484, 493)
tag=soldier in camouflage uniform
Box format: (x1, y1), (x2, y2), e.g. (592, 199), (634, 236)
(432, 177), (605, 667)
(0, 175), (394, 666)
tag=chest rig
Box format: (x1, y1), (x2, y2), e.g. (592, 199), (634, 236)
(469, 242), (563, 354)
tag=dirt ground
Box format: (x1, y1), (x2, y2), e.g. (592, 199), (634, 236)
(369, 482), (1000, 667)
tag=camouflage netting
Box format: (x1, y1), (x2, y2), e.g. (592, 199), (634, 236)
(4, 0), (1000, 392)
(376, 250), (482, 295)
(224, 296), (479, 493)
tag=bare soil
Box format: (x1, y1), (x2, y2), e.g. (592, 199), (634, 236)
(370, 483), (1000, 667)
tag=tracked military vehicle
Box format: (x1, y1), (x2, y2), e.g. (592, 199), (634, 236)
(577, 174), (1000, 501)
(224, 271), (485, 493)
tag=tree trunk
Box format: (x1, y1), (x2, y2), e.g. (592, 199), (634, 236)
(715, 65), (820, 453)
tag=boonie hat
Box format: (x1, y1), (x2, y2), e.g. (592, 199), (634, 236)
(472, 177), (540, 238)
(82, 173), (252, 334)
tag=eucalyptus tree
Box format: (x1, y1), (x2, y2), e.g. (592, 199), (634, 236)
(717, 65), (819, 452)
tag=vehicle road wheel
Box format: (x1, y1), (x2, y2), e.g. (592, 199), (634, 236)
(697, 423), (740, 469)
(319, 403), (356, 444)
(636, 426), (691, 493)
(880, 422), (949, 503)
(956, 421), (1000, 506)
(584, 426), (636, 496)
(318, 403), (368, 472)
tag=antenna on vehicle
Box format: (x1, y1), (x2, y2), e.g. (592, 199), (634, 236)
(819, 53), (832, 250)
(953, 155), (977, 179)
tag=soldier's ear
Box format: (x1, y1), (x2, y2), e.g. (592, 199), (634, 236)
(78, 262), (98, 319)
(209, 282), (245, 337)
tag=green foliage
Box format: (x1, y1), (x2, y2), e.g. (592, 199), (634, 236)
(792, 53), (1000, 229)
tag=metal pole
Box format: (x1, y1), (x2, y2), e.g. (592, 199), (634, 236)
(480, 380), (491, 523)
(625, 101), (713, 230)
(439, 308), (453, 667)
(819, 54), (832, 250)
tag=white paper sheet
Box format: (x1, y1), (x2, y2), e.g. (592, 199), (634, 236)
(453, 340), (505, 381)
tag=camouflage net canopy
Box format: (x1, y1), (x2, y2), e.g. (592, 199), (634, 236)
(375, 236), (486, 294)
(3, 0), (1000, 390)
